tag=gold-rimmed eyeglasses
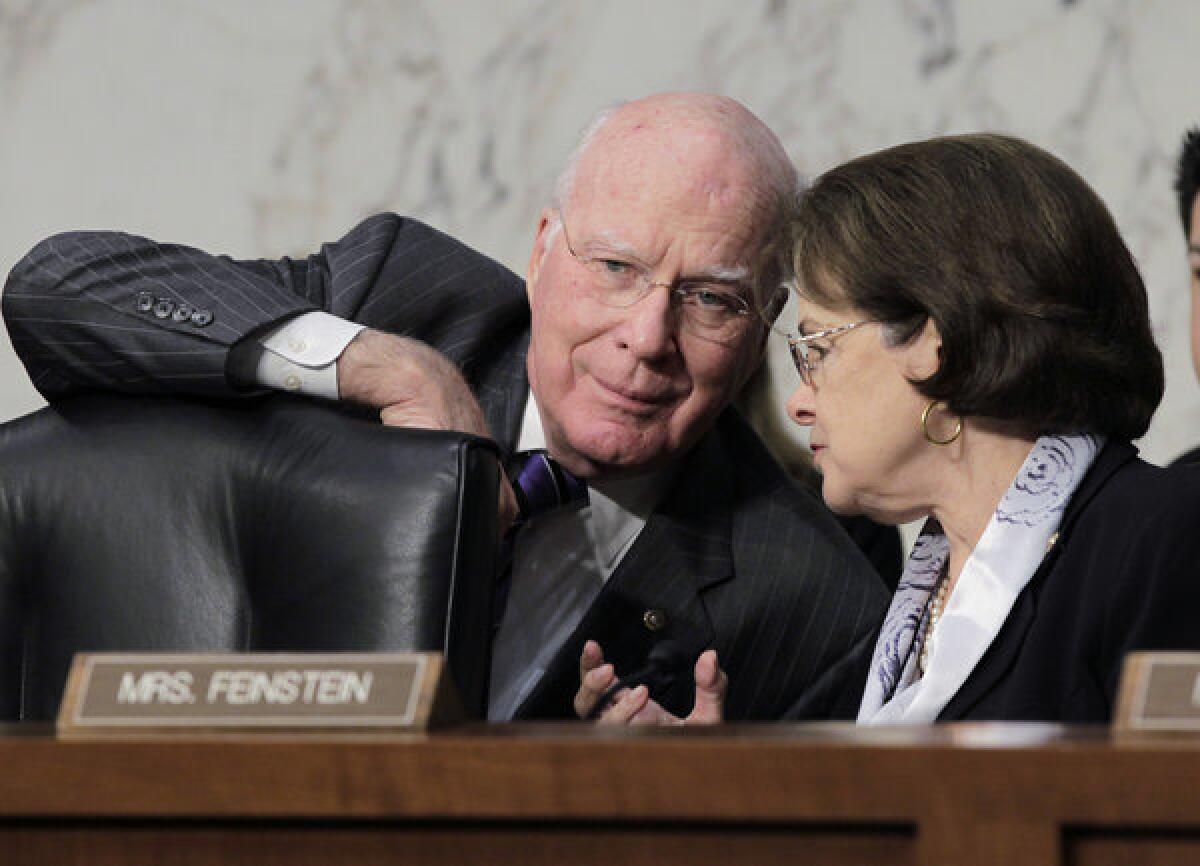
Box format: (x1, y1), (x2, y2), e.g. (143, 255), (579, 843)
(556, 212), (755, 338)
(787, 321), (870, 387)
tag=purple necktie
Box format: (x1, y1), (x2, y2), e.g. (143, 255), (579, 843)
(508, 450), (589, 525)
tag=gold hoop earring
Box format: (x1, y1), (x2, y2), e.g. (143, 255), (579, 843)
(921, 400), (962, 446)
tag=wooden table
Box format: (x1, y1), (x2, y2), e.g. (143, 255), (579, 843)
(2, 722), (1198, 865)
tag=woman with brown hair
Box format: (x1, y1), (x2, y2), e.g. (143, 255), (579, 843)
(580, 134), (1200, 723)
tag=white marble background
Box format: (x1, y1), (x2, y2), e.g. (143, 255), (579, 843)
(1, 0), (1197, 465)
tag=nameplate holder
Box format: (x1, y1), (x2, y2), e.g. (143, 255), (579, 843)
(57, 652), (463, 735)
(1115, 652), (1200, 734)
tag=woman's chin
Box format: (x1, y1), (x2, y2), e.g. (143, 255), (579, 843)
(819, 483), (862, 518)
(821, 485), (907, 527)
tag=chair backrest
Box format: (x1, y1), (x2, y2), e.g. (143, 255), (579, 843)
(0, 395), (501, 720)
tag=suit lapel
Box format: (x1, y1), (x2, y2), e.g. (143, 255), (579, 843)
(514, 432), (735, 719)
(938, 440), (1137, 720)
(475, 329), (530, 453)
(937, 561), (1043, 720)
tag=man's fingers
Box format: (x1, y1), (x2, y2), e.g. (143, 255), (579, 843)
(581, 663), (615, 702)
(630, 698), (683, 726)
(573, 641), (613, 719)
(597, 685), (649, 725)
(572, 661), (616, 718)
(341, 331), (491, 437)
(687, 649), (726, 725)
(497, 477), (518, 536)
(580, 640), (605, 678)
(379, 404), (437, 428)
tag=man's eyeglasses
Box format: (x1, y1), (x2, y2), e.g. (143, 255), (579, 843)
(556, 213), (755, 338)
(787, 321), (870, 387)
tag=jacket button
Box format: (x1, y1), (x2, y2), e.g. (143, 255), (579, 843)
(191, 309), (213, 327)
(643, 609), (667, 632)
(171, 303), (194, 323)
(1045, 531), (1059, 553)
(152, 298), (174, 319)
(136, 292), (154, 312)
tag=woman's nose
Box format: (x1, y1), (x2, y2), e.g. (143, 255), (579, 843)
(786, 381), (816, 427)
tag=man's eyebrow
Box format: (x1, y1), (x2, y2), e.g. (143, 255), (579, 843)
(584, 232), (750, 283)
(690, 264), (750, 284)
(586, 231), (643, 261)
(1188, 243), (1200, 256)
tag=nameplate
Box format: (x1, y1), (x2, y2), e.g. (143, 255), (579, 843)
(1115, 652), (1200, 733)
(57, 652), (462, 734)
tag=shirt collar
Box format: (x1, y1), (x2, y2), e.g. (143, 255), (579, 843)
(518, 394), (677, 573)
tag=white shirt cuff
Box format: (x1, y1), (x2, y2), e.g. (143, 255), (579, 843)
(249, 312), (366, 400)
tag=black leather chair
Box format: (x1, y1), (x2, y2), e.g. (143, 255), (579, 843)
(0, 394), (501, 720)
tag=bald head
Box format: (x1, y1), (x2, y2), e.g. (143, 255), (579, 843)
(551, 93), (799, 318)
(556, 94), (796, 205)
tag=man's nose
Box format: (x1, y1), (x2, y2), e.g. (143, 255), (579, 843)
(617, 285), (679, 361)
(786, 380), (816, 427)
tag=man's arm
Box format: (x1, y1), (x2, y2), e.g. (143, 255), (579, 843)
(3, 226), (325, 399)
(3, 213), (529, 408)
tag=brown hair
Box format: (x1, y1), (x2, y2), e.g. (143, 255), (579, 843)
(792, 133), (1163, 440)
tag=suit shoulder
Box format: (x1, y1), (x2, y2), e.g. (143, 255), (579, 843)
(342, 213), (521, 281)
(714, 409), (847, 528)
(1063, 453), (1200, 598)
(712, 410), (887, 601)
(1086, 455), (1200, 526)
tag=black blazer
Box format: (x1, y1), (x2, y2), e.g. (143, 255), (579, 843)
(938, 441), (1200, 722)
(1171, 445), (1200, 467)
(3, 214), (888, 721)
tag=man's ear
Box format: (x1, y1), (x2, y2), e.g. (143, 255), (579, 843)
(905, 317), (943, 380)
(526, 208), (557, 303)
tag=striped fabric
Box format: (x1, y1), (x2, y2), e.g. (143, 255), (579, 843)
(2, 214), (889, 721)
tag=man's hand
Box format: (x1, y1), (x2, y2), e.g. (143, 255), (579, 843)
(337, 329), (491, 435)
(338, 328), (516, 530)
(574, 640), (727, 725)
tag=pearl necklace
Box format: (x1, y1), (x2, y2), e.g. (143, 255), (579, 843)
(918, 571), (951, 676)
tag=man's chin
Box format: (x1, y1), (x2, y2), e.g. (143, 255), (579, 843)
(551, 432), (673, 480)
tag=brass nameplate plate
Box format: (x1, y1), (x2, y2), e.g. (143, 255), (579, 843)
(1115, 652), (1200, 733)
(57, 652), (462, 734)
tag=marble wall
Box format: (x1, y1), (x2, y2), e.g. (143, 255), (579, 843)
(1, 0), (1197, 464)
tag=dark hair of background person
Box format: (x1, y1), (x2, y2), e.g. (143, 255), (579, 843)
(791, 133), (1164, 442)
(1174, 127), (1200, 236)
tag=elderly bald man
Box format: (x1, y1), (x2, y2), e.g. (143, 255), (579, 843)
(4, 93), (886, 722)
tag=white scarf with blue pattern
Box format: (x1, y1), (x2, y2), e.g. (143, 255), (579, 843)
(858, 433), (1103, 724)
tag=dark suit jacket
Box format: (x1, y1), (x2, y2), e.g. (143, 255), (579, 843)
(3, 214), (888, 721)
(1171, 445), (1200, 467)
(938, 441), (1200, 722)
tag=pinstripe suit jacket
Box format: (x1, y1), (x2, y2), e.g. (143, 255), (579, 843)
(3, 214), (887, 720)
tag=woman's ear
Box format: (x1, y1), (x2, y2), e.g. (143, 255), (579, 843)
(904, 318), (943, 380)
